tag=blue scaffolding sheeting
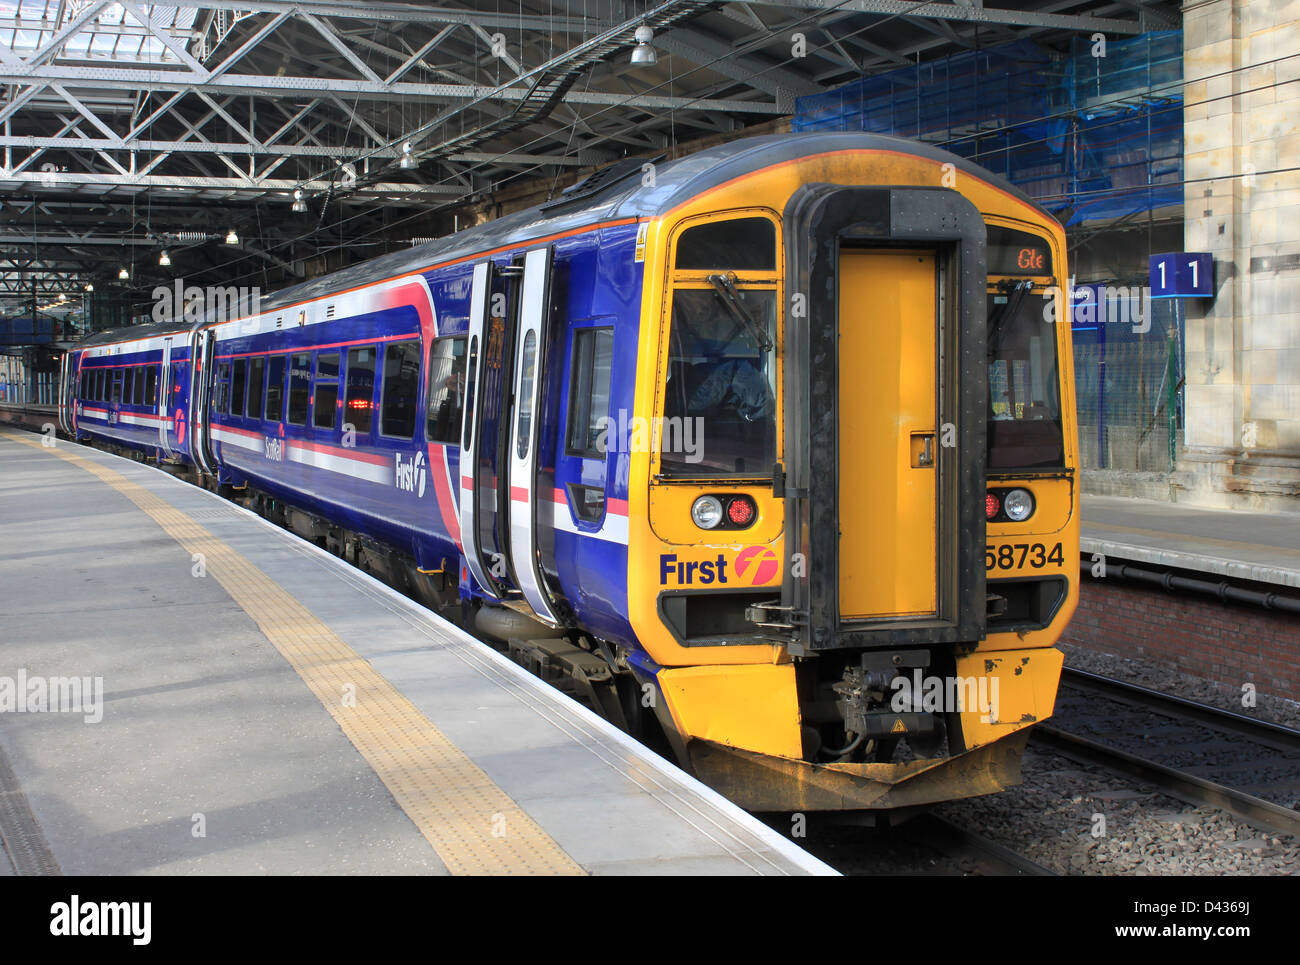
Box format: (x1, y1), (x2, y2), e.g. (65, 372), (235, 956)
(793, 31), (1184, 226)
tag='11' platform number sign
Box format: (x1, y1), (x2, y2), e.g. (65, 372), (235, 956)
(1150, 252), (1213, 298)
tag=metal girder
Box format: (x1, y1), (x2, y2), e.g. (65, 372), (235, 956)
(743, 0), (1145, 33)
(0, 66), (783, 113)
(0, 172), (467, 199)
(150, 1), (600, 31)
(656, 26), (823, 104)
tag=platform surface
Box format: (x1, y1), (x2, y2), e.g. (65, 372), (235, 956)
(0, 428), (832, 876)
(1082, 494), (1300, 589)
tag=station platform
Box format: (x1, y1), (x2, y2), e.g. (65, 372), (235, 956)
(0, 428), (832, 876)
(1081, 494), (1300, 590)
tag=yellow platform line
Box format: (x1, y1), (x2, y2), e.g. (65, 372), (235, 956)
(3, 431), (584, 875)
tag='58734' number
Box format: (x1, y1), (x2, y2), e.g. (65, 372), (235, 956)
(986, 542), (1065, 570)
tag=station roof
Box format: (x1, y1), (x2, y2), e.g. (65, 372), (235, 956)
(0, 0), (1178, 326)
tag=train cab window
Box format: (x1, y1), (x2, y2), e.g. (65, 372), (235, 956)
(287, 353), (311, 425)
(675, 217), (776, 271)
(661, 287), (777, 475)
(426, 336), (466, 445)
(247, 357), (266, 421)
(566, 327), (614, 457)
(344, 347), (376, 435)
(380, 340), (420, 439)
(144, 366), (158, 407)
(987, 281), (1064, 470)
(265, 356), (285, 422)
(313, 352), (340, 430)
(231, 358), (248, 417)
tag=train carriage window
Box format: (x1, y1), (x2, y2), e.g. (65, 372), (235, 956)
(425, 337), (467, 445)
(344, 347), (376, 435)
(144, 366), (158, 407)
(566, 327), (614, 458)
(461, 337), (479, 449)
(123, 367), (136, 405)
(313, 352), (340, 430)
(214, 362), (231, 415)
(515, 332), (537, 459)
(231, 358), (248, 417)
(247, 357), (266, 421)
(675, 217), (776, 271)
(287, 353), (311, 425)
(110, 371), (122, 404)
(265, 356), (285, 422)
(96, 370), (106, 402)
(380, 340), (420, 439)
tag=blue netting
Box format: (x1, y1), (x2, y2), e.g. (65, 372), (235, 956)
(793, 31), (1184, 226)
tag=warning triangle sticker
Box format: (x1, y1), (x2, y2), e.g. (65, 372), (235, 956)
(890, 718), (907, 734)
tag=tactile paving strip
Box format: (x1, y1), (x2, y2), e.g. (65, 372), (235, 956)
(4, 431), (584, 876)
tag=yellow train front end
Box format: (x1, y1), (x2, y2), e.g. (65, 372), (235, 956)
(624, 142), (1080, 811)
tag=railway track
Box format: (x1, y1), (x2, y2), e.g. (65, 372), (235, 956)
(1034, 667), (1300, 838)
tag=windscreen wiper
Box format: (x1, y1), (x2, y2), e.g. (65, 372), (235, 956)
(707, 272), (774, 354)
(988, 279), (1033, 356)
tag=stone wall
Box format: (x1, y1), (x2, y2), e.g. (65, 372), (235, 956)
(1176, 0), (1300, 511)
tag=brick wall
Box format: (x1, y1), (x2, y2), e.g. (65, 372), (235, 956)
(1063, 575), (1300, 698)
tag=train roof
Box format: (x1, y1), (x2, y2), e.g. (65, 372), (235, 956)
(264, 132), (1050, 312)
(78, 132), (1055, 344)
(77, 318), (194, 349)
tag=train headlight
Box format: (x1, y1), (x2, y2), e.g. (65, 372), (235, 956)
(691, 496), (724, 529)
(1003, 488), (1034, 522)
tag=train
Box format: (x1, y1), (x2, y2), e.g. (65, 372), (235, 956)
(56, 132), (1080, 811)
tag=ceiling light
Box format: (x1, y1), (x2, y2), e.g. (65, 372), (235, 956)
(58, 292), (67, 301)
(399, 141), (417, 170)
(291, 188), (307, 213)
(85, 283), (94, 292)
(225, 228), (238, 244)
(118, 267), (129, 280)
(630, 25), (657, 66)
(158, 250), (171, 266)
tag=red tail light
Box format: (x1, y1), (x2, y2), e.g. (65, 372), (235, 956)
(985, 492), (1001, 520)
(726, 496), (756, 527)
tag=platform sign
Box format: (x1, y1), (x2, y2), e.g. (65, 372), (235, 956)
(1150, 252), (1213, 298)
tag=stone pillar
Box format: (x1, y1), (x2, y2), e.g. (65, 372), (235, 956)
(1177, 0), (1300, 510)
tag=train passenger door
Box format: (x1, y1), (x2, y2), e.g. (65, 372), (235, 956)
(189, 328), (217, 474)
(506, 247), (560, 622)
(458, 262), (508, 598)
(57, 351), (74, 435)
(158, 338), (172, 451)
